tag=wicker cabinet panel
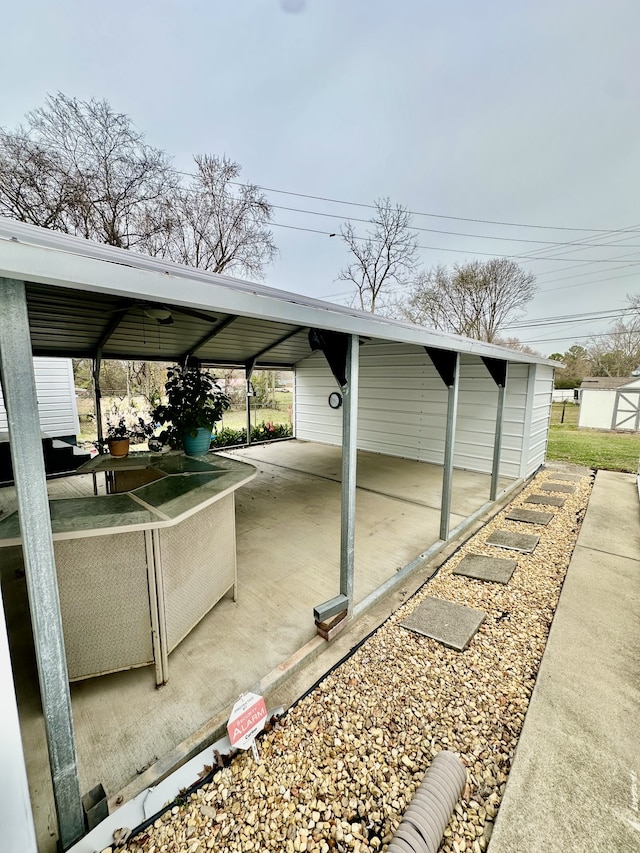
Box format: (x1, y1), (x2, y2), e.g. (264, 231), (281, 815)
(158, 495), (236, 653)
(55, 532), (153, 679)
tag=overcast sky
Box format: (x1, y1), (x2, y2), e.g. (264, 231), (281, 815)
(3, 0), (639, 355)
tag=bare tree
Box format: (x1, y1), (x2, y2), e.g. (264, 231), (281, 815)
(402, 259), (537, 343)
(142, 154), (277, 279)
(338, 197), (419, 313)
(0, 93), (175, 247)
(586, 296), (640, 376)
(492, 337), (541, 356)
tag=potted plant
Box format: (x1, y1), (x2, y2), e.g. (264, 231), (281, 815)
(152, 364), (230, 456)
(104, 405), (155, 457)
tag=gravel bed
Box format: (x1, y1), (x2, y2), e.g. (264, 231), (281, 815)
(114, 467), (592, 853)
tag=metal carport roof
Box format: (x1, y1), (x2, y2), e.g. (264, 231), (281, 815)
(0, 217), (559, 369)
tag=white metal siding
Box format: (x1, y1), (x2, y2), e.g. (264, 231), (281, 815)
(0, 358), (80, 436)
(295, 350), (343, 445)
(501, 363), (529, 479)
(526, 365), (554, 474)
(296, 344), (530, 477)
(454, 356), (498, 475)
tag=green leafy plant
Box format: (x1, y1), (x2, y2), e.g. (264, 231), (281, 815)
(210, 421), (293, 448)
(103, 401), (154, 445)
(151, 364), (230, 448)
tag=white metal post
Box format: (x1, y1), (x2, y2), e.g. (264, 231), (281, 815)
(0, 278), (84, 849)
(340, 334), (359, 608)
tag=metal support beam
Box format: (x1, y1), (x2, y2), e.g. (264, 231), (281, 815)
(440, 353), (459, 540)
(490, 370), (508, 501)
(480, 357), (508, 502)
(0, 278), (84, 849)
(340, 334), (359, 609)
(186, 314), (238, 358)
(249, 327), (305, 362)
(245, 359), (256, 447)
(92, 355), (104, 450)
(519, 364), (537, 479)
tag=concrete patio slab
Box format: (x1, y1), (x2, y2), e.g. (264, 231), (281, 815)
(505, 508), (554, 525)
(0, 440), (516, 853)
(453, 554), (517, 584)
(400, 596), (486, 651)
(486, 530), (540, 553)
(525, 494), (565, 507)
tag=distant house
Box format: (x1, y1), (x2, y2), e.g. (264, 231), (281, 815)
(0, 357), (80, 440)
(578, 376), (640, 431)
(0, 357), (89, 482)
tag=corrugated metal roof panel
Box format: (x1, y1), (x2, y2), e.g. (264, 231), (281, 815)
(1, 217), (562, 368)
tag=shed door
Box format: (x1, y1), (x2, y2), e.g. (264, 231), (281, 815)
(612, 389), (640, 431)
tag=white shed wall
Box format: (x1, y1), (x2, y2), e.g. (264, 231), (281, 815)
(578, 389), (616, 430)
(0, 357), (80, 437)
(526, 364), (554, 474)
(295, 343), (537, 479)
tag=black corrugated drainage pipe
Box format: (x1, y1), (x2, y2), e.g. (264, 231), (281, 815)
(387, 750), (467, 853)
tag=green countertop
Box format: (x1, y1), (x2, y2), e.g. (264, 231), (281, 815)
(0, 452), (256, 544)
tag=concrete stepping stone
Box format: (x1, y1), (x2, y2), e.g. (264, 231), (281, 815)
(486, 529), (540, 554)
(525, 494), (565, 507)
(546, 472), (582, 482)
(541, 482), (575, 494)
(453, 554), (516, 584)
(506, 507), (554, 525)
(400, 596), (486, 651)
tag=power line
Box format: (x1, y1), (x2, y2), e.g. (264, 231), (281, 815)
(270, 220), (640, 264)
(234, 180), (638, 234)
(270, 203), (640, 249)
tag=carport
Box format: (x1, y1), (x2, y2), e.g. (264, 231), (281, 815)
(0, 218), (557, 850)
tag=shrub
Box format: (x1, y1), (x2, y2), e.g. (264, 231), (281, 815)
(211, 421), (293, 448)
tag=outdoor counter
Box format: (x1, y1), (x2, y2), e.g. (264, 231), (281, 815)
(0, 452), (257, 684)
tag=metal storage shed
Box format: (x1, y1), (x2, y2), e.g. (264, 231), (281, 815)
(0, 218), (558, 850)
(578, 376), (640, 431)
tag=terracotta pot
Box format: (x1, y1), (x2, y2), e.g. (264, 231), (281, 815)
(107, 438), (130, 458)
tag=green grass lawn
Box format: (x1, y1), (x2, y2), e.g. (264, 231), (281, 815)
(547, 403), (640, 473)
(219, 403), (292, 431)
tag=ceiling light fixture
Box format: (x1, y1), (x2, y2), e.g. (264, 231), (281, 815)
(142, 304), (174, 325)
